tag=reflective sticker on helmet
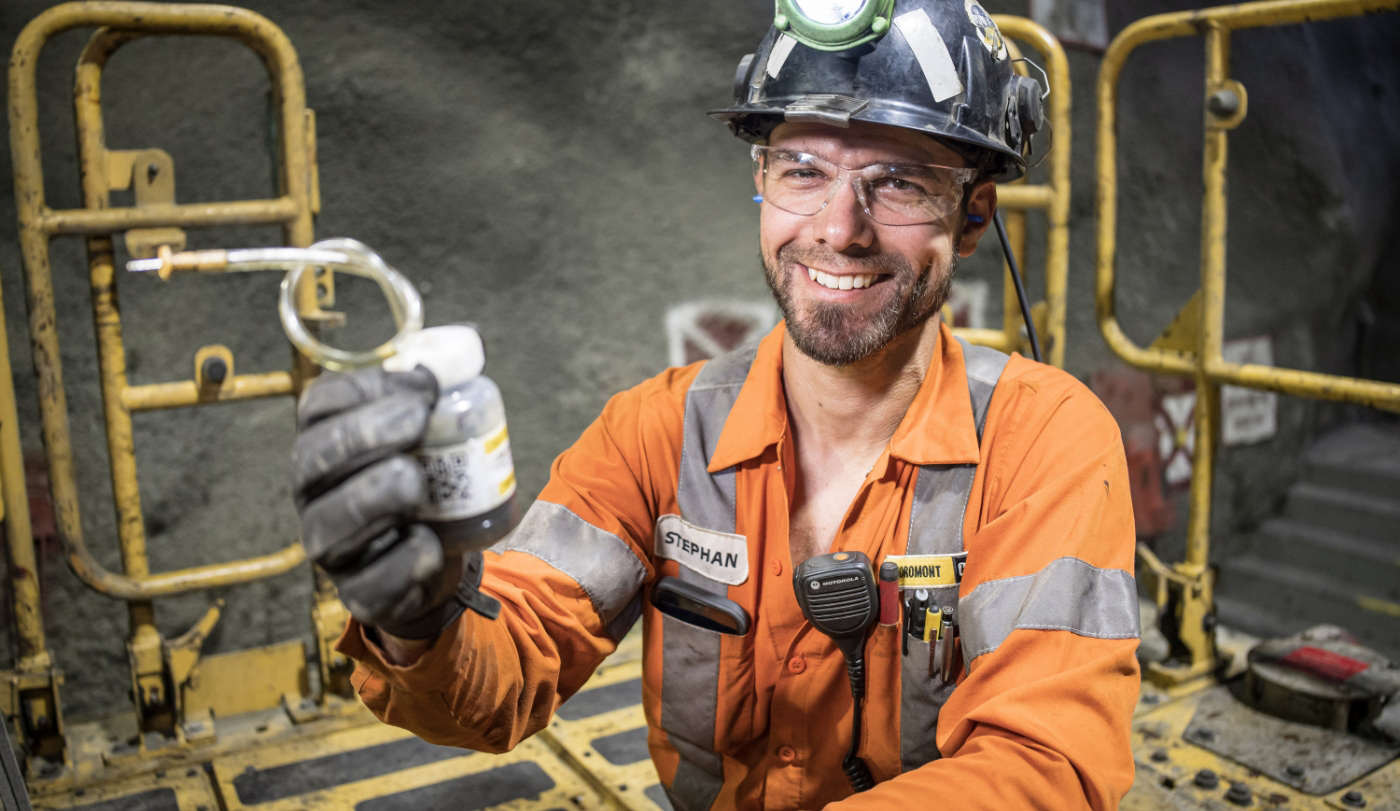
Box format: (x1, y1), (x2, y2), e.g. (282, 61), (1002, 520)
(893, 10), (964, 103)
(767, 34), (799, 79)
(965, 0), (1008, 61)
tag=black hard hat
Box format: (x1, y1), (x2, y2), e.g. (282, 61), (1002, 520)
(709, 0), (1044, 181)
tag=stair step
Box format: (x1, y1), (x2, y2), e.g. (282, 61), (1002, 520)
(1215, 556), (1400, 660)
(1281, 481), (1400, 545)
(1213, 594), (1307, 641)
(1250, 519), (1400, 599)
(1303, 423), (1400, 502)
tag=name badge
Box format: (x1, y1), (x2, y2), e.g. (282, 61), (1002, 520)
(884, 553), (966, 588)
(654, 514), (749, 586)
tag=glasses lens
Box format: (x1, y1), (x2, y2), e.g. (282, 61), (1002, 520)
(860, 165), (966, 225)
(792, 0), (869, 24)
(758, 148), (838, 216)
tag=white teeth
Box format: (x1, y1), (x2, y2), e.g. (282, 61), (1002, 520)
(809, 268), (879, 291)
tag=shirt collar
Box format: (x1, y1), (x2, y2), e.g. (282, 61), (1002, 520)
(706, 321), (981, 473)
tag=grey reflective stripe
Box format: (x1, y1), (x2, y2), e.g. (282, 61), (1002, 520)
(958, 557), (1142, 662)
(956, 337), (1011, 438)
(661, 614), (724, 811)
(662, 342), (758, 811)
(675, 344), (756, 539)
(900, 339), (1009, 772)
(607, 593), (645, 641)
(498, 500), (646, 634)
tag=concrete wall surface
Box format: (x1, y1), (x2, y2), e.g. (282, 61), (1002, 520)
(0, 0), (1396, 717)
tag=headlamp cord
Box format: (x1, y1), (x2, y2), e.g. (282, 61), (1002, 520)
(993, 210), (1043, 363)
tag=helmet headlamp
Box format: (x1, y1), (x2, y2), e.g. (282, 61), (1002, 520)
(774, 0), (895, 52)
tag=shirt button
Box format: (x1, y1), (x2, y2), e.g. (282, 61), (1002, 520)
(770, 559), (783, 576)
(778, 745), (797, 763)
(788, 656), (805, 674)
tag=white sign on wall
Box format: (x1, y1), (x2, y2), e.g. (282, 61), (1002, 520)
(666, 300), (779, 367)
(1221, 336), (1278, 446)
(1156, 391), (1196, 486)
(946, 279), (991, 329)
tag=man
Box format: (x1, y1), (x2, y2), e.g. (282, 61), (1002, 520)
(294, 1), (1141, 808)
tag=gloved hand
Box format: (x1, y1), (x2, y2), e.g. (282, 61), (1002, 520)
(292, 366), (498, 640)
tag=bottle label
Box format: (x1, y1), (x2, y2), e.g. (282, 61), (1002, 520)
(413, 422), (516, 521)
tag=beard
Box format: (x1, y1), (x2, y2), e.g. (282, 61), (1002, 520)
(762, 243), (957, 367)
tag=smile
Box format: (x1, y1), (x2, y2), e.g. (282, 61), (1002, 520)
(806, 266), (884, 290)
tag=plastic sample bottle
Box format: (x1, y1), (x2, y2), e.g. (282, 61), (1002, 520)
(382, 325), (517, 552)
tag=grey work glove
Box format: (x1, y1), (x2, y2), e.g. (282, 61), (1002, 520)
(293, 366), (499, 640)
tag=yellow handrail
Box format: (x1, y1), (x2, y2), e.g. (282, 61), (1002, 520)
(9, 2), (317, 601)
(1094, 0), (1400, 685)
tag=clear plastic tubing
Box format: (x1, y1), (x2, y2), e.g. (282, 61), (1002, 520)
(273, 238), (424, 370)
(128, 237), (425, 371)
(127, 239), (513, 549)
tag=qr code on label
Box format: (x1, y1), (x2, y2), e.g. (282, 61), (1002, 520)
(420, 448), (473, 507)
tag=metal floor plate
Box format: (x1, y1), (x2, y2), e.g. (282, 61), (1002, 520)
(33, 768), (219, 811)
(541, 636), (670, 811)
(1183, 684), (1400, 794)
(31, 630), (667, 811)
(1129, 682), (1400, 811)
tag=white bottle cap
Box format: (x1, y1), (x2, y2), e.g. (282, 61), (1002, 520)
(383, 325), (485, 389)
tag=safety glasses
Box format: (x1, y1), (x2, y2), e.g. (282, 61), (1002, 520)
(752, 144), (977, 226)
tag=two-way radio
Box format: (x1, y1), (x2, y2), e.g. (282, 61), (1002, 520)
(793, 551), (880, 792)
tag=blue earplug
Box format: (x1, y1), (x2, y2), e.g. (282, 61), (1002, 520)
(967, 214), (985, 223)
(753, 195), (764, 203)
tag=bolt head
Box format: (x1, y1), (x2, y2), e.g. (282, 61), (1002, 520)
(1208, 89), (1240, 116)
(1150, 749), (1169, 763)
(1225, 782), (1252, 805)
(1194, 769), (1219, 789)
(202, 356), (228, 384)
(1342, 790), (1366, 808)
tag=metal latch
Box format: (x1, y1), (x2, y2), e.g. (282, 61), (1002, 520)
(784, 94), (869, 127)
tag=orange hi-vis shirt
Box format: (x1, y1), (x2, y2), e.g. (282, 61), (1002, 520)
(339, 321), (1141, 810)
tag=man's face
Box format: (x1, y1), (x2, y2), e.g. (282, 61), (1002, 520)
(757, 121), (994, 367)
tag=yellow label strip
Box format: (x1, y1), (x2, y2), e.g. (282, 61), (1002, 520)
(884, 553), (966, 588)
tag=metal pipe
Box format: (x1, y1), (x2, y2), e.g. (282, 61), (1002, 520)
(123, 372), (296, 412)
(991, 184), (1054, 210)
(0, 263), (49, 672)
(1183, 22), (1232, 575)
(76, 30), (156, 640)
(40, 198), (301, 235)
(1203, 360), (1400, 410)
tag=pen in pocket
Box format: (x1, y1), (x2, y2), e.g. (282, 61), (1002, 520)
(878, 562), (900, 626)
